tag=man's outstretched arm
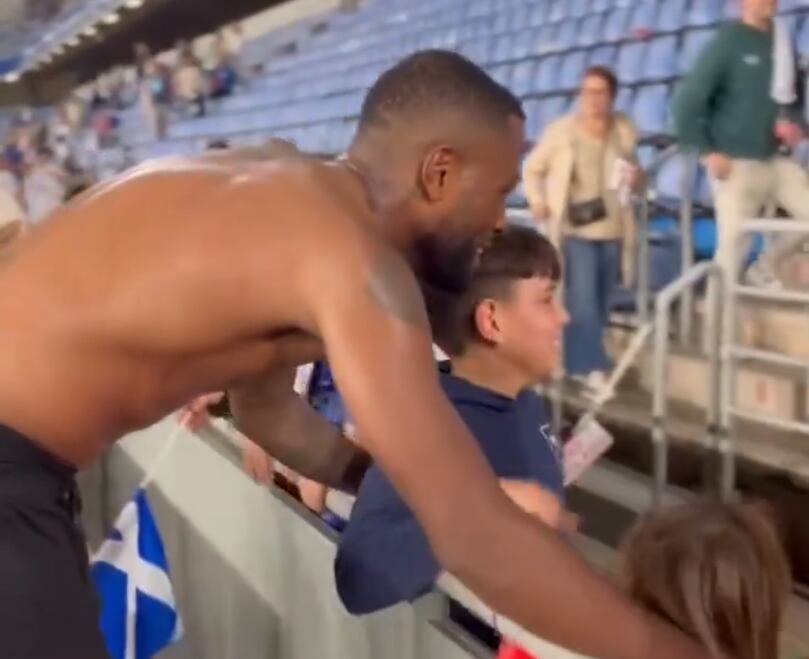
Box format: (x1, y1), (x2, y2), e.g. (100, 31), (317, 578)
(314, 242), (710, 659)
(228, 366), (371, 493)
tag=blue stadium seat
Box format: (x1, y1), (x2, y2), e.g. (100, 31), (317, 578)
(549, 0), (569, 23)
(602, 7), (632, 43)
(799, 18), (809, 56)
(559, 50), (588, 90)
(645, 35), (679, 80)
(493, 34), (513, 62)
(511, 60), (537, 97)
(631, 84), (670, 135)
(656, 0), (688, 32)
(529, 3), (548, 27)
(578, 14), (605, 47)
(538, 19), (578, 53)
(489, 63), (513, 87)
(628, 1), (659, 34)
(512, 29), (536, 60)
(541, 95), (570, 126)
(687, 0), (723, 27)
(533, 55), (562, 94)
(568, 0), (590, 19)
(616, 41), (646, 84)
(637, 144), (658, 170)
(507, 5), (532, 32)
(615, 86), (635, 113)
(655, 153), (698, 201)
(523, 99), (543, 140)
(679, 28), (717, 74)
(588, 45), (618, 68)
(588, 0), (612, 13)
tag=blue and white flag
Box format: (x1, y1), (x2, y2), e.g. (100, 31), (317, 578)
(91, 488), (183, 659)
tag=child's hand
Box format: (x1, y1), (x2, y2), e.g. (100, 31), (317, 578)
(499, 480), (578, 533)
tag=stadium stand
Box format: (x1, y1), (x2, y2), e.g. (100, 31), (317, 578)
(2, 1), (809, 656)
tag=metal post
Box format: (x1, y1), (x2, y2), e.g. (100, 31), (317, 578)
(677, 152), (697, 345)
(718, 232), (740, 501)
(651, 300), (671, 508)
(635, 191), (651, 326)
(704, 265), (724, 494)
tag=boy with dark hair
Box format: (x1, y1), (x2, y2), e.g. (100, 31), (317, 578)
(335, 225), (570, 615)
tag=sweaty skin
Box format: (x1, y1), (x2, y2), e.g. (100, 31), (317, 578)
(0, 152), (710, 659)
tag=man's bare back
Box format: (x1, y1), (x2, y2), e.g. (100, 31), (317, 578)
(0, 156), (366, 466)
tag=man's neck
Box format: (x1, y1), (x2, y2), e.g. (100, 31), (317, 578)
(450, 349), (531, 399)
(741, 14), (771, 31)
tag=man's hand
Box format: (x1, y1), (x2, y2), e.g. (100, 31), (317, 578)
(775, 120), (805, 148)
(500, 480), (578, 534)
(703, 153), (733, 181)
(241, 436), (273, 486)
(180, 392), (225, 431)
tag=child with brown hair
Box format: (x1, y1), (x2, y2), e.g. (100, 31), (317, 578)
(500, 499), (792, 659)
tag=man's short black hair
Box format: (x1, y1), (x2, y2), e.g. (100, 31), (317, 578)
(431, 225), (561, 357)
(358, 50), (525, 133)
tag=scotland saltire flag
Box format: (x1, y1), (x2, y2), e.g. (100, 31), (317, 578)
(91, 488), (183, 659)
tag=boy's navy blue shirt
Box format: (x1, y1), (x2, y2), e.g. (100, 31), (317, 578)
(335, 369), (563, 615)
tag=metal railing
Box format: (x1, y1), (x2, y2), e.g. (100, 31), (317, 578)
(651, 261), (725, 506)
(720, 220), (809, 488)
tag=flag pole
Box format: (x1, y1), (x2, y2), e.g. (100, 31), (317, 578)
(137, 411), (192, 491)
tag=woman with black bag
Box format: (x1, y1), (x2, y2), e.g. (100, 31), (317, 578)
(523, 66), (643, 394)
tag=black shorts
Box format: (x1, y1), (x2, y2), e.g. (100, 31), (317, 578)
(0, 424), (109, 659)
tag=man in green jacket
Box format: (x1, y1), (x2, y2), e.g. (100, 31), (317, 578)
(672, 0), (808, 288)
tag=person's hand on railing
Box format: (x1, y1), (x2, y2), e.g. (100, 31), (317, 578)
(179, 392), (226, 431)
(703, 153), (733, 181)
(499, 479), (578, 534)
(241, 435), (273, 486)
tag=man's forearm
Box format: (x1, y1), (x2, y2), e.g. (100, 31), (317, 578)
(229, 390), (371, 492)
(440, 493), (707, 659)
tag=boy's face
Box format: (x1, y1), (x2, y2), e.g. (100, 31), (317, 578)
(488, 276), (568, 383)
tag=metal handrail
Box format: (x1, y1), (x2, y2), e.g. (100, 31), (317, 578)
(651, 261), (725, 507)
(720, 219), (809, 486)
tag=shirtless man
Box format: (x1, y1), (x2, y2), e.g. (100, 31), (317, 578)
(0, 51), (709, 659)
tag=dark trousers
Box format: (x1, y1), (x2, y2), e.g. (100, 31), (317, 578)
(0, 425), (109, 659)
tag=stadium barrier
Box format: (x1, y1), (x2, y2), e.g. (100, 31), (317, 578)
(78, 416), (592, 659)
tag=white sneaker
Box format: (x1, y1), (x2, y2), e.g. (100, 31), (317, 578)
(745, 262), (783, 289)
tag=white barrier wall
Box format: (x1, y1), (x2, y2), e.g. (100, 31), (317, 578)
(78, 418), (591, 659)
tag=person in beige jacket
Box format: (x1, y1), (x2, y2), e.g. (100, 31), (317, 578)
(522, 66), (642, 392)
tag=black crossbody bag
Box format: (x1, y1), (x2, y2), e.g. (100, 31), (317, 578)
(567, 131), (609, 227)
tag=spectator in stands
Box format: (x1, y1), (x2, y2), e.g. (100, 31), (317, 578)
(522, 67), (642, 395)
(335, 226), (570, 615)
(23, 146), (66, 226)
(0, 155), (21, 204)
(0, 177), (26, 260)
(173, 50), (208, 118)
(673, 0), (808, 289)
(140, 58), (171, 139)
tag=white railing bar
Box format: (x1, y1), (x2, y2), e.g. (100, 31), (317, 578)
(738, 219), (809, 234)
(728, 408), (809, 436)
(734, 285), (809, 305)
(727, 346), (809, 371)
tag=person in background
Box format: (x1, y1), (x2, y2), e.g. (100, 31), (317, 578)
(673, 0), (808, 290)
(522, 66), (642, 395)
(173, 50), (208, 118)
(139, 58), (171, 140)
(0, 179), (26, 260)
(23, 146), (66, 227)
(335, 226), (571, 616)
(0, 155), (22, 205)
(500, 499), (792, 659)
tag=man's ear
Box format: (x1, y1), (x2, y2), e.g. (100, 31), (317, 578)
(473, 299), (502, 344)
(419, 146), (459, 203)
